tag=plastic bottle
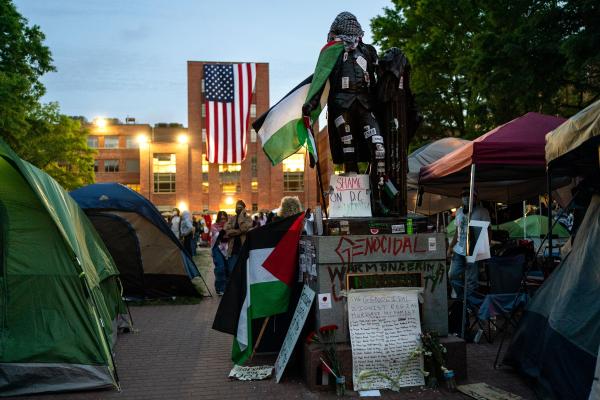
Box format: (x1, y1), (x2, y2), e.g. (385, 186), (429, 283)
(444, 370), (457, 392)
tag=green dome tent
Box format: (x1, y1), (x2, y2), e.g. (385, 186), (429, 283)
(499, 214), (570, 239)
(0, 139), (126, 396)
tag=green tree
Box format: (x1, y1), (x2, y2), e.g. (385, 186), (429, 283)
(0, 0), (95, 189)
(371, 0), (600, 141)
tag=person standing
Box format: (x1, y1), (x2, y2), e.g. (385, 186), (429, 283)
(447, 188), (491, 301)
(170, 208), (181, 239)
(180, 211), (195, 256)
(224, 200), (252, 275)
(211, 211), (229, 295)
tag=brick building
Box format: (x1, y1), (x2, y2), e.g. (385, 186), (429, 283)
(87, 61), (318, 215)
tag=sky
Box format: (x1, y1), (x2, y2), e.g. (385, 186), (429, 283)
(14, 0), (392, 126)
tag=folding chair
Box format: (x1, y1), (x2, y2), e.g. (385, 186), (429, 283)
(466, 255), (527, 346)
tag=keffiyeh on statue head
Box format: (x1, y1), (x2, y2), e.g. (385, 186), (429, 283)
(328, 11), (364, 50)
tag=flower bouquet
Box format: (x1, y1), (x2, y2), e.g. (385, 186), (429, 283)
(306, 324), (345, 396)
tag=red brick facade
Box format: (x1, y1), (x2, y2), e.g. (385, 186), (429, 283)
(88, 61), (319, 215)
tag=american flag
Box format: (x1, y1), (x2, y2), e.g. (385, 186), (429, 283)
(204, 63), (256, 164)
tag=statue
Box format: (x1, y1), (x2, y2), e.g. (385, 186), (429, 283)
(302, 12), (397, 215)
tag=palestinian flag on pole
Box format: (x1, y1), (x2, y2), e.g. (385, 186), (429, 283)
(212, 213), (305, 365)
(252, 40), (344, 166)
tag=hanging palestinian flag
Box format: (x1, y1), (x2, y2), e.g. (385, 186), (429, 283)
(252, 40), (344, 166)
(212, 213), (305, 365)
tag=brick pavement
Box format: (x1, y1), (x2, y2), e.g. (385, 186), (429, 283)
(13, 248), (536, 400)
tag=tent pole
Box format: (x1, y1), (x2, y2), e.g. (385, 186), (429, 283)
(461, 164), (476, 339)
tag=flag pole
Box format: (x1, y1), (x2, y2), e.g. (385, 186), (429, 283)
(250, 316), (271, 361)
(303, 116), (328, 219)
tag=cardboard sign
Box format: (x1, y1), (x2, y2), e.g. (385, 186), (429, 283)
(328, 174), (372, 218)
(466, 220), (491, 263)
(348, 288), (425, 391)
(274, 284), (316, 383)
(229, 365), (273, 381)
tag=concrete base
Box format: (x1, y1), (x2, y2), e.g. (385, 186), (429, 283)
(302, 336), (468, 391)
(303, 342), (353, 392)
(440, 335), (467, 382)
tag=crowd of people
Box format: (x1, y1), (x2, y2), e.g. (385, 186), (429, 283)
(164, 196), (304, 296)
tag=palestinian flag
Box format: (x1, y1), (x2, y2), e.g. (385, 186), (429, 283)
(212, 213), (305, 365)
(253, 40), (344, 166)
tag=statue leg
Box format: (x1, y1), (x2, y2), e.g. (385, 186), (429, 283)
(331, 109), (359, 173)
(358, 107), (388, 215)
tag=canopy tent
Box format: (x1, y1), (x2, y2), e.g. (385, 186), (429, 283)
(546, 99), (600, 178)
(499, 214), (569, 239)
(407, 137), (468, 215)
(0, 140), (125, 395)
(70, 183), (203, 299)
(419, 112), (566, 202)
(505, 194), (600, 399)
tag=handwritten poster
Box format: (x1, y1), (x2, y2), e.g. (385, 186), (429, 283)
(274, 284), (316, 383)
(328, 174), (372, 218)
(348, 288), (425, 391)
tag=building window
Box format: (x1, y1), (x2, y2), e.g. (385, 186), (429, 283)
(125, 159), (140, 172)
(87, 136), (99, 148)
(250, 104), (256, 118)
(201, 78), (205, 93)
(93, 160), (98, 172)
(202, 181), (209, 193)
(250, 129), (257, 143)
(104, 136), (119, 149)
(153, 153), (176, 193)
(125, 136), (139, 149)
(283, 152), (305, 192)
(252, 203), (258, 212)
(219, 164), (241, 192)
(251, 156), (257, 177)
(202, 128), (207, 142)
(154, 172), (176, 193)
(126, 184), (140, 192)
(104, 159), (119, 172)
(251, 179), (258, 192)
(201, 104), (206, 118)
(284, 171), (304, 192)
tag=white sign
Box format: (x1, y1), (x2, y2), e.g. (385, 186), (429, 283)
(274, 284), (316, 383)
(228, 365), (273, 381)
(318, 293), (332, 310)
(328, 174), (372, 218)
(428, 237), (437, 251)
(466, 220), (491, 263)
(348, 288), (425, 391)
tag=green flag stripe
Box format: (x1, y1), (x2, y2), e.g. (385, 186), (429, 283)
(263, 119), (305, 165)
(250, 280), (291, 318)
(304, 41), (344, 104)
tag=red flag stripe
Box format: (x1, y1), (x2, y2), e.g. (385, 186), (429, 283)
(262, 214), (305, 287)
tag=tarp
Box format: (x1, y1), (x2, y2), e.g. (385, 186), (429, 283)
(408, 138), (468, 214)
(505, 194), (600, 399)
(546, 99), (600, 177)
(0, 139), (124, 396)
(419, 112), (566, 202)
(70, 183), (201, 298)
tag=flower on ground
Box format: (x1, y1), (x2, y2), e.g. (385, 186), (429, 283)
(305, 331), (317, 344)
(319, 324), (339, 333)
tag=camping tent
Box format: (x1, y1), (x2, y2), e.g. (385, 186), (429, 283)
(407, 138), (468, 214)
(70, 183), (202, 298)
(0, 140), (125, 395)
(419, 112), (566, 202)
(546, 99), (600, 178)
(505, 194), (600, 399)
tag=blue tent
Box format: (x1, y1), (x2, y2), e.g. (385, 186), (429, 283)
(71, 183), (202, 298)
